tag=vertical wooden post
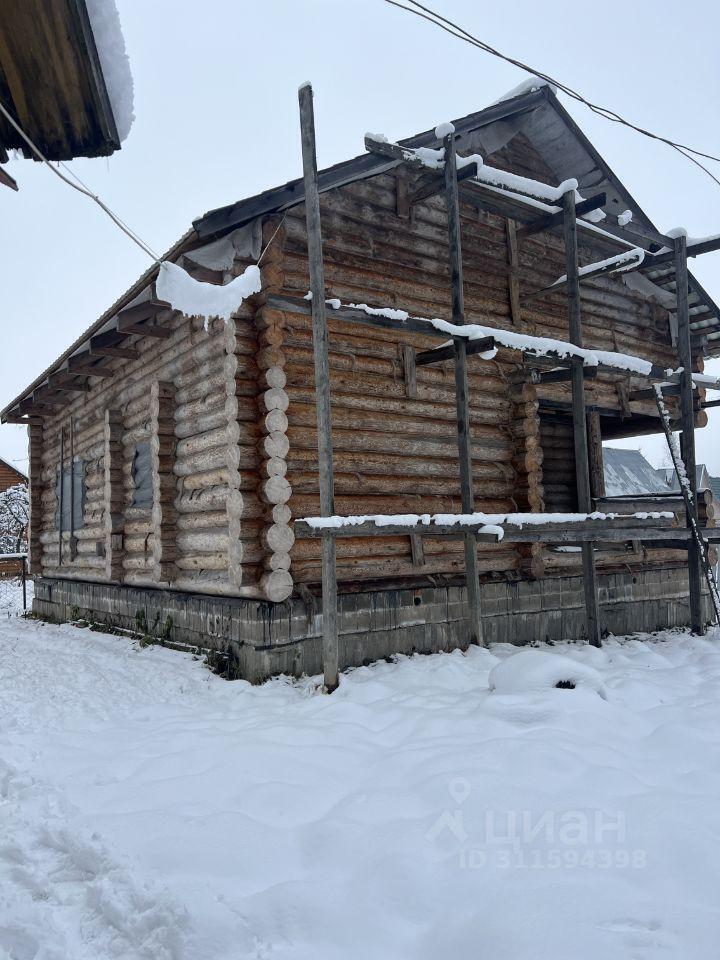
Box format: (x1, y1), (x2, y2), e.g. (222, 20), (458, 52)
(563, 190), (601, 647)
(58, 426), (64, 567)
(587, 411), (605, 500)
(69, 416), (77, 560)
(299, 83), (339, 691)
(506, 219), (522, 325)
(444, 129), (483, 647)
(675, 233), (704, 632)
(28, 421), (43, 575)
(21, 555), (27, 612)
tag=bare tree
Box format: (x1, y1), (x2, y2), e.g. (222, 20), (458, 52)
(0, 483), (29, 554)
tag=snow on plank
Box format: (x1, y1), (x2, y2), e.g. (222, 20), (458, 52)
(525, 248), (646, 302)
(296, 510), (680, 543)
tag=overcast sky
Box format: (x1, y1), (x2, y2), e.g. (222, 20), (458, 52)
(2, 0), (719, 476)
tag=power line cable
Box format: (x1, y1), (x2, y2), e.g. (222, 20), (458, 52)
(0, 100), (161, 261)
(383, 0), (720, 188)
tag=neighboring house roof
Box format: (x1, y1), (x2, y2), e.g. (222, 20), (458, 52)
(0, 0), (125, 161)
(603, 448), (668, 497)
(3, 84), (720, 422)
(658, 464), (711, 493)
(709, 476), (720, 502)
(0, 456), (27, 490)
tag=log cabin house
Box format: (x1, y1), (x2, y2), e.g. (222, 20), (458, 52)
(4, 82), (720, 681)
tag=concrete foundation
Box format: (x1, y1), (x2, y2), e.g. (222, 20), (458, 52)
(32, 566), (705, 682)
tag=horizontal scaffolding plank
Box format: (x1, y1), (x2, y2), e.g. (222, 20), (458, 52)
(269, 295), (720, 389)
(295, 512), (681, 543)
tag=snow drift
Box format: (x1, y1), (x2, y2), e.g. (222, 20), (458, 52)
(489, 648), (608, 698)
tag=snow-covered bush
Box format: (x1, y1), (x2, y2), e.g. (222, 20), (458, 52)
(0, 482), (29, 554)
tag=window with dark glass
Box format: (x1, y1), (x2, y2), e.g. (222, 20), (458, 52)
(131, 441), (153, 508)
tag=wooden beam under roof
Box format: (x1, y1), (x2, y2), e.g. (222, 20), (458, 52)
(46, 372), (90, 393)
(89, 343), (140, 360)
(66, 355), (115, 377)
(117, 298), (174, 338)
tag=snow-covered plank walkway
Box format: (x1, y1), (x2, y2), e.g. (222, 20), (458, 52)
(2, 597), (720, 958)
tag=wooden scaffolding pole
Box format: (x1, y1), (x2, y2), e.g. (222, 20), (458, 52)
(563, 190), (602, 647)
(444, 129), (483, 646)
(298, 83), (339, 691)
(675, 233), (704, 632)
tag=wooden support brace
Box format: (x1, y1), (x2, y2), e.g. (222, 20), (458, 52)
(444, 128), (483, 648)
(416, 336), (495, 366)
(506, 219), (522, 325)
(400, 344), (417, 398)
(300, 83), (339, 692)
(563, 190), (602, 647)
(587, 411), (605, 499)
(28, 421), (43, 574)
(675, 235), (704, 631)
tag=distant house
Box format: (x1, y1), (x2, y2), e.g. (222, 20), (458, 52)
(0, 458), (28, 575)
(0, 456), (27, 493)
(602, 448), (667, 497)
(604, 447), (719, 500)
(657, 465), (714, 496)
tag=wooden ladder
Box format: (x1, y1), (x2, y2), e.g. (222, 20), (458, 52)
(654, 387), (720, 623)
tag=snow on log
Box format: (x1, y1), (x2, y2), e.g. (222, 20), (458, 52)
(300, 510), (675, 533)
(157, 262), (261, 328)
(324, 298), (659, 376)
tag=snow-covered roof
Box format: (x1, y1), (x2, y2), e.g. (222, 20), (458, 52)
(0, 0), (130, 161)
(85, 0), (134, 143)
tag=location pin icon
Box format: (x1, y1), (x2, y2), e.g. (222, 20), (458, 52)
(449, 777), (471, 805)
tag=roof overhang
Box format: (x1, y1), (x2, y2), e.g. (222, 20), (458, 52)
(0, 0), (120, 161)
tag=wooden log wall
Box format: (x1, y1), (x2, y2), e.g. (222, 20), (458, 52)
(275, 130), (691, 590)
(539, 415), (576, 513)
(150, 381), (177, 582)
(509, 373), (544, 578)
(253, 220), (295, 602)
(104, 408), (124, 581)
(35, 259), (269, 599)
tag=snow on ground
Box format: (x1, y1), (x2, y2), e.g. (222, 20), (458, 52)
(2, 591), (720, 957)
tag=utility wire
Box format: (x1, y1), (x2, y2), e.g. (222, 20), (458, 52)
(384, 0), (720, 189)
(0, 100), (161, 262)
